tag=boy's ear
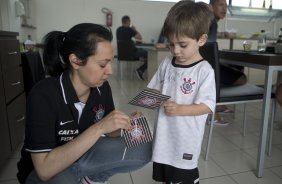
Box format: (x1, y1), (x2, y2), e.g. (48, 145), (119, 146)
(69, 54), (81, 69)
(198, 34), (208, 46)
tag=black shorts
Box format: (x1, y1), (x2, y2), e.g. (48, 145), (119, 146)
(153, 162), (199, 184)
(220, 64), (245, 85)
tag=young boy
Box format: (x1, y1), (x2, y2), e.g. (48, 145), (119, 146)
(147, 1), (216, 183)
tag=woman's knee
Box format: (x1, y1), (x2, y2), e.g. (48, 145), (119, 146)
(25, 169), (77, 184)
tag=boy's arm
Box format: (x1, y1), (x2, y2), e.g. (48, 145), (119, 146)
(162, 100), (211, 116)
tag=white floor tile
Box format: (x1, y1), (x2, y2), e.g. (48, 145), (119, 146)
(231, 169), (282, 184)
(200, 176), (237, 184)
(271, 130), (282, 145)
(211, 150), (256, 174)
(108, 173), (132, 184)
(225, 133), (260, 149)
(198, 156), (227, 179)
(276, 144), (282, 151)
(270, 166), (282, 179)
(244, 147), (282, 168)
(202, 135), (240, 154)
(130, 162), (156, 184)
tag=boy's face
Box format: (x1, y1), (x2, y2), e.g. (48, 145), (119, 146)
(168, 34), (206, 65)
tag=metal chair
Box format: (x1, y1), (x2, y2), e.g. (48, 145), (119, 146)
(199, 42), (276, 160)
(116, 40), (141, 79)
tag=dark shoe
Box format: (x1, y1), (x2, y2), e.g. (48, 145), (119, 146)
(135, 69), (144, 80)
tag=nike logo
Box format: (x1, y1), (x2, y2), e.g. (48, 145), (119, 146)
(60, 120), (74, 126)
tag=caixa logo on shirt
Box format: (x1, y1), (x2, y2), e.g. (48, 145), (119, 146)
(58, 129), (79, 142)
(180, 78), (196, 95)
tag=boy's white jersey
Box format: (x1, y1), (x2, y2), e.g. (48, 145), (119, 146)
(147, 55), (216, 169)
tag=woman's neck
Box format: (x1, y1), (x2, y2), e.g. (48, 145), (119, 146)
(69, 72), (90, 103)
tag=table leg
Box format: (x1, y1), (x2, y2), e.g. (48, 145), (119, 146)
(256, 67), (274, 177)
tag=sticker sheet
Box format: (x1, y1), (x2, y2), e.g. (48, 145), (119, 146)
(128, 89), (170, 109)
(122, 116), (153, 148)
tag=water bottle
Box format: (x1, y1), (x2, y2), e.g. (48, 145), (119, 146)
(277, 28), (282, 43)
(257, 30), (266, 52)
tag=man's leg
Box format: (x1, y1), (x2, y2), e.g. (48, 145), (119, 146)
(215, 64), (247, 125)
(136, 48), (148, 77)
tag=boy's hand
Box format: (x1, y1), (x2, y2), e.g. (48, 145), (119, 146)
(162, 100), (179, 116)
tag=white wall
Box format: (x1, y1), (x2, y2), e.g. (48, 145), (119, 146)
(220, 17), (282, 38)
(0, 0), (36, 41)
(0, 0), (12, 31)
(34, 0), (174, 51)
(1, 0), (282, 47)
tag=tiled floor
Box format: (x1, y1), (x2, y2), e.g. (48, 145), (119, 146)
(1, 61), (282, 184)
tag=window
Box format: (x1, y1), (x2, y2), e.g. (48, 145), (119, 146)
(19, 0), (30, 18)
(230, 0), (282, 9)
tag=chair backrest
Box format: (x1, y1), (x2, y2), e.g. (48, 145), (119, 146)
(199, 42), (220, 102)
(117, 40), (138, 61)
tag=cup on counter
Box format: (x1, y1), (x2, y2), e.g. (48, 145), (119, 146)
(243, 40), (252, 51)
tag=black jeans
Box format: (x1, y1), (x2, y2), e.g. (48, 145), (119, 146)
(136, 48), (148, 73)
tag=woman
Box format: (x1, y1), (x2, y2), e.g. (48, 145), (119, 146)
(17, 23), (152, 184)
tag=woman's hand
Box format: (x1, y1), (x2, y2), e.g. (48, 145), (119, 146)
(98, 110), (131, 135)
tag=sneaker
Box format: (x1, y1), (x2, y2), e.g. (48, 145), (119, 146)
(215, 106), (233, 114)
(216, 108), (234, 114)
(81, 176), (110, 184)
(135, 69), (144, 80)
(213, 118), (229, 126)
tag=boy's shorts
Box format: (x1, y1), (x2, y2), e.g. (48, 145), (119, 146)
(153, 162), (199, 184)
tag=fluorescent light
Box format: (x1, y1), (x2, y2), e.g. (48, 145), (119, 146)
(241, 8), (269, 14)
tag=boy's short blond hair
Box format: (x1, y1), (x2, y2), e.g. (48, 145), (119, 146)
(163, 0), (213, 41)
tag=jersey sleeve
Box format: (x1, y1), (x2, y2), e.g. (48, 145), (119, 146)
(24, 88), (57, 153)
(194, 63), (216, 113)
(147, 56), (171, 91)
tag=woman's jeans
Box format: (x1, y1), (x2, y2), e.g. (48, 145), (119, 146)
(25, 136), (152, 183)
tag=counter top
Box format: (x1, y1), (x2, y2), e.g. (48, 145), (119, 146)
(219, 49), (282, 66)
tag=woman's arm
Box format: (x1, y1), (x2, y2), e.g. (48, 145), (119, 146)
(32, 110), (130, 181)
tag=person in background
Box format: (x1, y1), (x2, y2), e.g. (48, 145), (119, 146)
(116, 15), (148, 80)
(16, 23), (152, 184)
(147, 1), (216, 183)
(154, 27), (168, 49)
(208, 0), (247, 125)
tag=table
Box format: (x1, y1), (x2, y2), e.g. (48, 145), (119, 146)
(146, 48), (170, 80)
(219, 50), (282, 178)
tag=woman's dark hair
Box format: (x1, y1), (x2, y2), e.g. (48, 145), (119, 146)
(43, 23), (113, 77)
